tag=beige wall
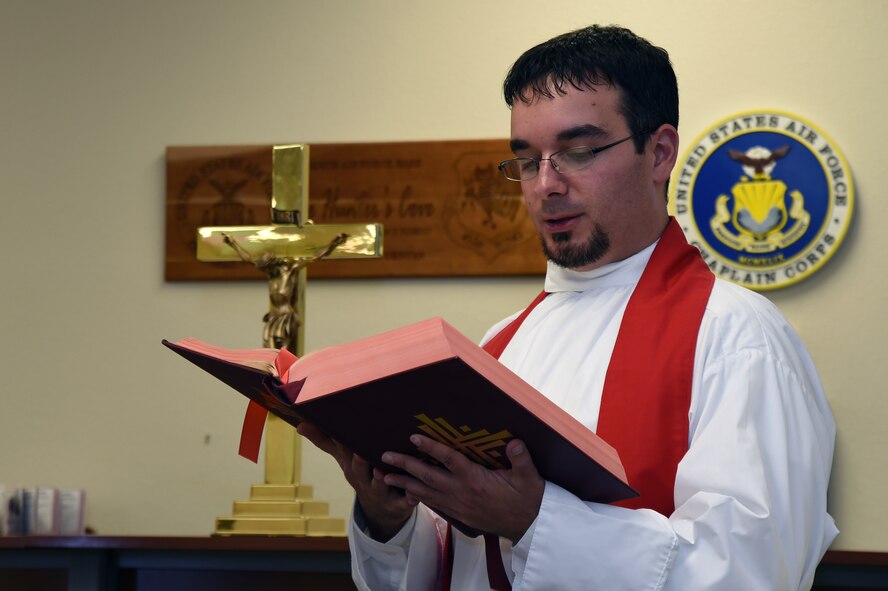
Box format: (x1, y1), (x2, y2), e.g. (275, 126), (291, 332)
(1, 0), (884, 551)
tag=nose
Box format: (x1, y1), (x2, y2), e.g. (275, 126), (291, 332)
(530, 158), (567, 198)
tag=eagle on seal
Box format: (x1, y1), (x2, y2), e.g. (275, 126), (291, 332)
(727, 145), (791, 176)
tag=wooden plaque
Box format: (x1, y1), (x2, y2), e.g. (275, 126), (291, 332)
(165, 141), (546, 280)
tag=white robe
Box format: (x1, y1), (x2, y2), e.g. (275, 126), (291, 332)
(349, 240), (838, 590)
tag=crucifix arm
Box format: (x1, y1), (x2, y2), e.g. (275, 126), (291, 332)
(221, 232), (257, 265)
(297, 233), (349, 269)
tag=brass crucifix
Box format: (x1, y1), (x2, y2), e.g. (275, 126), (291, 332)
(197, 144), (383, 535)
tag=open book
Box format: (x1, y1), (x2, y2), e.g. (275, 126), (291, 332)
(163, 317), (636, 504)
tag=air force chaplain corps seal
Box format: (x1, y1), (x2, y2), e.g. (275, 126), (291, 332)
(671, 110), (854, 290)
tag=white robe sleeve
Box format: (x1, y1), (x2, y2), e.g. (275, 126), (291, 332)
(349, 503), (447, 591)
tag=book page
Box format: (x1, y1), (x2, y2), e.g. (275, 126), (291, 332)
(174, 338), (280, 376)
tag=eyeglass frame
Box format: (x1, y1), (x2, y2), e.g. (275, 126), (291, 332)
(497, 132), (648, 182)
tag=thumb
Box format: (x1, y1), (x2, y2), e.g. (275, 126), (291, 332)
(506, 439), (537, 475)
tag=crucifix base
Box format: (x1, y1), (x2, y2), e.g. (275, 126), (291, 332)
(213, 417), (345, 537)
(214, 485), (345, 537)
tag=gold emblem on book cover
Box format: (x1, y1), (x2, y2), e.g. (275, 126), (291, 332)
(415, 413), (513, 469)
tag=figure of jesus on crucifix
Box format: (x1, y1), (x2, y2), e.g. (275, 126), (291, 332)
(222, 232), (348, 351)
(196, 144), (382, 536)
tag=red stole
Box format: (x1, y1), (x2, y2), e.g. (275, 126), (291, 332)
(596, 219), (714, 514)
(444, 218), (713, 590)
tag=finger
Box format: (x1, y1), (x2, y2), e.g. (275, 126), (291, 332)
(352, 453), (371, 472)
(383, 472), (443, 513)
(505, 439), (538, 479)
(344, 453), (372, 483)
(381, 469), (420, 492)
(332, 438), (357, 461)
(381, 450), (449, 491)
(409, 434), (473, 475)
(379, 450), (424, 475)
(348, 455), (402, 499)
(380, 459), (455, 514)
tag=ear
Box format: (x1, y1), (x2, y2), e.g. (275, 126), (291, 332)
(650, 124), (679, 184)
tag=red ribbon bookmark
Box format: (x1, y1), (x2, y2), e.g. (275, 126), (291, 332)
(238, 348), (299, 463)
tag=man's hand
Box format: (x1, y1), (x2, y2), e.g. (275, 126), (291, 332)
(297, 422), (415, 541)
(380, 434), (545, 543)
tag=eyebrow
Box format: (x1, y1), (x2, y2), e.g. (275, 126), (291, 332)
(557, 124), (608, 142)
(510, 124), (610, 153)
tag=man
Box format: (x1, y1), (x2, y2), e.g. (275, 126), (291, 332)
(299, 25), (837, 590)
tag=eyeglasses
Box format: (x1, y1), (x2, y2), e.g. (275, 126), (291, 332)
(498, 133), (639, 182)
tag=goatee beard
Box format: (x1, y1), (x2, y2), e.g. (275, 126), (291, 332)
(541, 226), (610, 269)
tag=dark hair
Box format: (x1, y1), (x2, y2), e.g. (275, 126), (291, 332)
(503, 25), (678, 153)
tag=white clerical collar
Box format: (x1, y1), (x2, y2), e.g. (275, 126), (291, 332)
(543, 239), (658, 293)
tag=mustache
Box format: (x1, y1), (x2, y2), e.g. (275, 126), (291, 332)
(539, 203), (578, 218)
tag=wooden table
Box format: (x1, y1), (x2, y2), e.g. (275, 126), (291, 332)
(0, 535), (354, 591)
(0, 536), (886, 590)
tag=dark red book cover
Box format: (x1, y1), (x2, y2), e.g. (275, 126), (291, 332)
(163, 317), (637, 504)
